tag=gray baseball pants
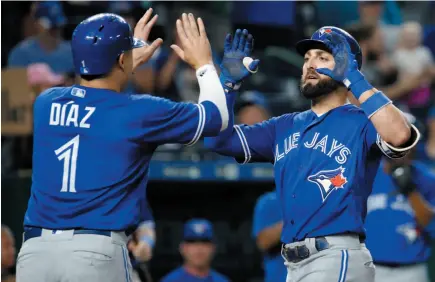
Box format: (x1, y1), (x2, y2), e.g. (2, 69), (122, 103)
(282, 235), (376, 282)
(16, 229), (133, 282)
(375, 263), (429, 282)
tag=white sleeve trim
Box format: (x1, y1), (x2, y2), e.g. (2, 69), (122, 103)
(196, 64), (229, 131)
(234, 125), (252, 164)
(376, 124), (421, 158)
(185, 103), (206, 147)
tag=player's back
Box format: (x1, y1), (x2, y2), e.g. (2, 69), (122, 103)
(26, 85), (159, 231)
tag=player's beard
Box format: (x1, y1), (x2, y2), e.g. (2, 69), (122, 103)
(300, 76), (341, 100)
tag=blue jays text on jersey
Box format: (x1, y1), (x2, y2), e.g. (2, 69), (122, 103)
(365, 161), (435, 264)
(25, 85), (223, 232)
(205, 102), (413, 243)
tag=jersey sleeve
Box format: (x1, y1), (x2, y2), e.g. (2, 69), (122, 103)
(205, 117), (279, 164)
(252, 193), (283, 237)
(131, 95), (222, 146)
(363, 120), (420, 159)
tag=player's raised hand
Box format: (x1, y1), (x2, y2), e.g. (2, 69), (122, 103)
(220, 29), (260, 89)
(170, 13), (213, 70)
(132, 8), (163, 70)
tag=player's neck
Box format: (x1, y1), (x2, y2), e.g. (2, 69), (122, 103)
(183, 264), (210, 277)
(79, 78), (122, 93)
(310, 90), (349, 116)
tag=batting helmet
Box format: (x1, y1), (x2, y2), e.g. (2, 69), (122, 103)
(296, 26), (363, 70)
(71, 13), (146, 75)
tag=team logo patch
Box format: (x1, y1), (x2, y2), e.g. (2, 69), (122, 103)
(319, 28), (333, 37)
(396, 223), (421, 243)
(307, 167), (348, 202)
(192, 223), (207, 235)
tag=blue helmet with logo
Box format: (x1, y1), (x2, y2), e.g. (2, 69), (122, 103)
(296, 26), (363, 70)
(71, 13), (146, 75)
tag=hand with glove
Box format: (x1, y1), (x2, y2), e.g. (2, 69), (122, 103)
(220, 29), (260, 92)
(315, 32), (373, 100)
(391, 164), (417, 196)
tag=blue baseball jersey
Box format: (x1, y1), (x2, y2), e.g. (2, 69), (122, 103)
(160, 267), (230, 282)
(252, 191), (287, 282)
(365, 161), (435, 264)
(205, 102), (409, 243)
(25, 85), (222, 232)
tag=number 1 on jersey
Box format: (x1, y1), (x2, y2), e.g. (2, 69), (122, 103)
(55, 135), (80, 193)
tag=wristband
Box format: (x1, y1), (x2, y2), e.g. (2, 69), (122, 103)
(220, 74), (241, 92)
(360, 91), (392, 118)
(140, 235), (155, 249)
(344, 71), (373, 99)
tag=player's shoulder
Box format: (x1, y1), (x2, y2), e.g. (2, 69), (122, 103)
(35, 86), (72, 103)
(11, 37), (37, 53)
(210, 269), (231, 282)
(413, 161), (435, 180)
(160, 267), (184, 282)
(256, 191), (278, 207)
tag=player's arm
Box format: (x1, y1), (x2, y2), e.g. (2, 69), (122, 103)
(390, 163), (435, 229)
(252, 193), (283, 252)
(317, 33), (420, 155)
(128, 203), (156, 262)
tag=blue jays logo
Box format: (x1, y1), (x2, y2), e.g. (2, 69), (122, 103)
(192, 223), (207, 235)
(396, 223), (421, 244)
(319, 28), (333, 37)
(308, 167), (348, 202)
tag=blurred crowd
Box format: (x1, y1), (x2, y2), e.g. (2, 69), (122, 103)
(1, 1), (435, 281)
(2, 1), (434, 173)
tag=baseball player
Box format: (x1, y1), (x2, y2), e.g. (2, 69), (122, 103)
(16, 10), (234, 282)
(365, 117), (435, 282)
(252, 191), (287, 282)
(160, 219), (230, 282)
(204, 27), (421, 282)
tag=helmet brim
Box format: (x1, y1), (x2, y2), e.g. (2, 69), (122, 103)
(295, 39), (332, 57)
(132, 38), (148, 49)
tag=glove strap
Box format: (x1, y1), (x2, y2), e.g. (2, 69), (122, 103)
(360, 91), (392, 118)
(220, 74), (241, 93)
(344, 71), (373, 99)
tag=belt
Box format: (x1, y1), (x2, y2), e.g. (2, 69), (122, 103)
(23, 227), (112, 242)
(282, 237), (330, 263)
(374, 261), (421, 268)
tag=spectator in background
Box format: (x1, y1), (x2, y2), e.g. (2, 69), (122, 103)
(27, 63), (65, 101)
(8, 2), (74, 75)
(392, 22), (435, 118)
(252, 191), (286, 282)
(357, 1), (402, 54)
(235, 91), (270, 125)
(1, 225), (16, 281)
(160, 219), (230, 282)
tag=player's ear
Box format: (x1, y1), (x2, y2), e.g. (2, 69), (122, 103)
(179, 242), (186, 257)
(118, 53), (126, 72)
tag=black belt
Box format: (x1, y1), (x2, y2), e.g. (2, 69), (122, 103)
(374, 261), (421, 268)
(23, 227), (112, 242)
(282, 237), (330, 263)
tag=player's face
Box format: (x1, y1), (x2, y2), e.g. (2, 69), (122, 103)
(181, 241), (215, 268)
(300, 49), (341, 99)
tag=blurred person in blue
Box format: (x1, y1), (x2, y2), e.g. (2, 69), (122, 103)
(252, 191), (287, 282)
(365, 113), (435, 282)
(7, 1), (73, 75)
(236, 91), (270, 126)
(160, 219), (230, 282)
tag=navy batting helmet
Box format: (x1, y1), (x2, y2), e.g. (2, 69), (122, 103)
(71, 13), (146, 75)
(296, 26), (363, 70)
